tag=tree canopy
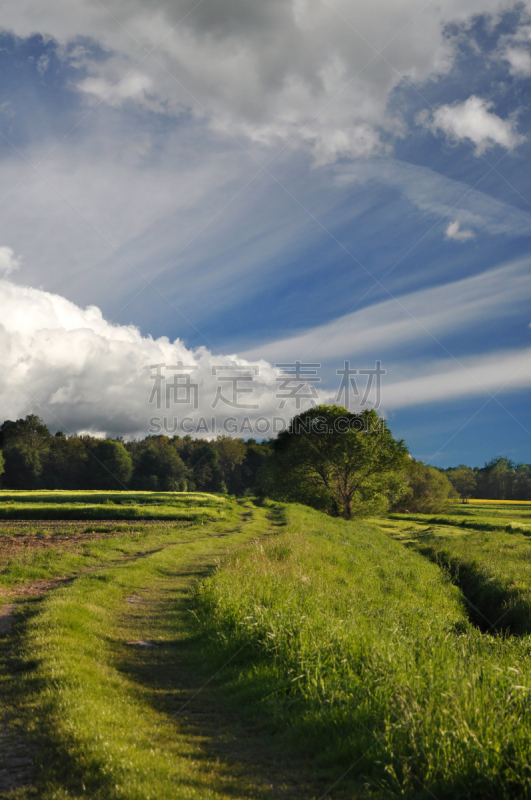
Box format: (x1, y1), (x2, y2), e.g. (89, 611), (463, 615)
(269, 405), (409, 518)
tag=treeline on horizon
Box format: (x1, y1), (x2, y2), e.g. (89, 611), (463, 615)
(0, 413), (529, 510)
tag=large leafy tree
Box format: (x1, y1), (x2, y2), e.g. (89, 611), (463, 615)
(447, 465), (477, 502)
(393, 459), (457, 513)
(270, 405), (409, 518)
(213, 436), (246, 493)
(3, 444), (42, 489)
(132, 443), (188, 490)
(0, 415), (51, 451)
(88, 440), (133, 489)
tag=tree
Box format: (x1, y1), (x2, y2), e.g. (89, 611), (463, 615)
(512, 464), (531, 501)
(3, 444), (42, 489)
(0, 415), (51, 451)
(132, 443), (188, 491)
(393, 460), (457, 513)
(447, 465), (477, 502)
(213, 436), (246, 493)
(0, 449), (4, 485)
(41, 435), (91, 489)
(270, 406), (409, 518)
(189, 446), (226, 493)
(88, 440), (133, 489)
(476, 457), (514, 500)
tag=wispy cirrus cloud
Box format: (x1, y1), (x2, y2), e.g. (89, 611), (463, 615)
(243, 258), (531, 363)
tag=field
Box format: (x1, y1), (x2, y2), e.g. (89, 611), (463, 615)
(1, 496), (531, 798)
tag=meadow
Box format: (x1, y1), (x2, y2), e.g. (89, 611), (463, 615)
(0, 490), (228, 520)
(1, 495), (531, 798)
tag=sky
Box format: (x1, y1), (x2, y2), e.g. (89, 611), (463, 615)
(0, 0), (530, 467)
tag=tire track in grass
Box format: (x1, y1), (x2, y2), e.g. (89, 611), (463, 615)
(1, 502), (289, 800)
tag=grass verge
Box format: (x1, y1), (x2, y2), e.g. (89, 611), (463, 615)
(193, 505), (531, 798)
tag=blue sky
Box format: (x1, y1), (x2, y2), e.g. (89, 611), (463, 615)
(0, 0), (530, 466)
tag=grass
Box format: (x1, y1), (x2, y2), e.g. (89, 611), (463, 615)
(3, 494), (531, 798)
(193, 504), (531, 798)
(1, 500), (285, 800)
(0, 491), (227, 506)
(0, 491), (228, 521)
(380, 514), (531, 636)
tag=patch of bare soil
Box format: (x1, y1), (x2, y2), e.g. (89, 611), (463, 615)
(0, 604), (15, 634)
(0, 725), (36, 798)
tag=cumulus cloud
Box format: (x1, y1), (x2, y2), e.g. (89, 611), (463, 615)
(445, 220), (475, 241)
(0, 247), (21, 276)
(2, 271), (531, 435)
(503, 46), (531, 75)
(0, 0), (523, 163)
(0, 277), (327, 438)
(418, 96), (525, 155)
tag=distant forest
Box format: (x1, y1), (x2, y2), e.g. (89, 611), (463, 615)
(0, 414), (529, 505)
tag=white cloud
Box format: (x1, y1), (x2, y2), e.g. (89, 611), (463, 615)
(78, 72), (154, 104)
(0, 0), (523, 163)
(336, 158), (531, 237)
(0, 247), (21, 276)
(383, 346), (531, 408)
(1, 271), (531, 436)
(0, 276), (310, 438)
(445, 220), (475, 241)
(503, 46), (531, 76)
(243, 258), (531, 363)
(418, 96), (525, 155)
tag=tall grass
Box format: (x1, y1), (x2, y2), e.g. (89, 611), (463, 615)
(195, 504), (531, 797)
(383, 517), (531, 636)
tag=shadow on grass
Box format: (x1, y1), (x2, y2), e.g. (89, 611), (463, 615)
(112, 581), (380, 800)
(0, 595), (115, 799)
(411, 543), (531, 636)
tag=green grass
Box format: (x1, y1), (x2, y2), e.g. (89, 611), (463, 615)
(0, 491), (228, 520)
(193, 504), (531, 798)
(380, 515), (531, 636)
(390, 511), (531, 534)
(4, 497), (531, 798)
(0, 491), (227, 506)
(1, 501), (282, 800)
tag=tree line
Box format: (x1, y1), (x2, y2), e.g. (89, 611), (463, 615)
(0, 414), (270, 495)
(443, 458), (531, 502)
(0, 409), (526, 516)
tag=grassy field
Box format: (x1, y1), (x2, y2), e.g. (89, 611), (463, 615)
(0, 490), (228, 520)
(2, 495), (531, 798)
(383, 501), (531, 636)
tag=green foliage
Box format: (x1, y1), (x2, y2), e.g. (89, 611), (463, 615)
(189, 445), (226, 493)
(270, 405), (409, 518)
(447, 464), (477, 500)
(392, 458), (457, 512)
(3, 443), (42, 489)
(133, 442), (188, 490)
(444, 458), (531, 501)
(0, 448), (4, 483)
(89, 439), (134, 489)
(213, 435), (246, 493)
(0, 414), (51, 451)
